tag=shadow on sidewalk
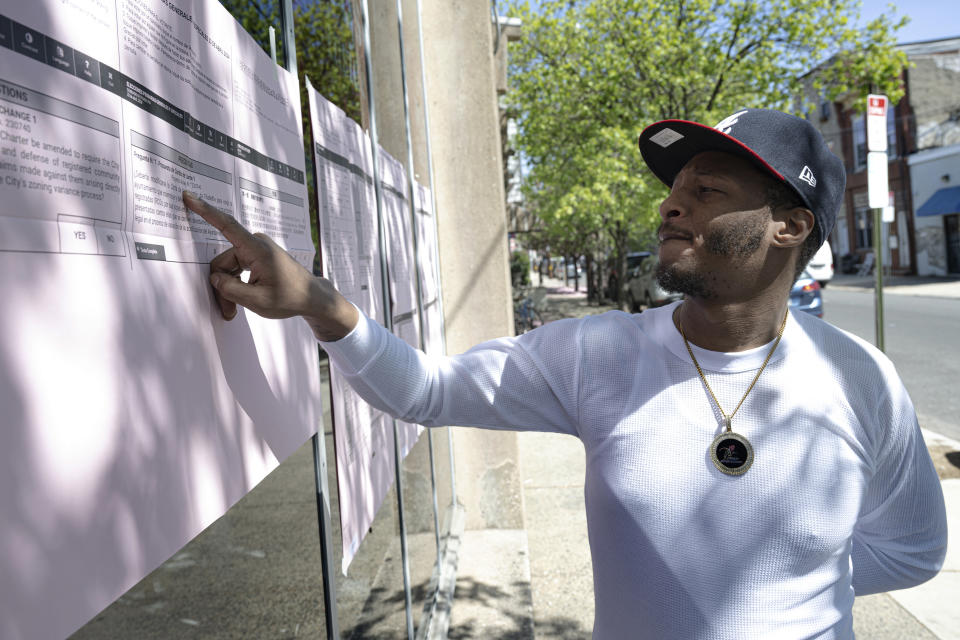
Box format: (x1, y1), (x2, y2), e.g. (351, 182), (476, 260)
(447, 575), (587, 640)
(446, 577), (535, 640)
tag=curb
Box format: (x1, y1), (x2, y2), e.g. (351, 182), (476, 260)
(923, 428), (960, 451)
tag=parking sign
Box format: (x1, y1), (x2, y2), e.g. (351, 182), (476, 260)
(867, 94), (888, 153)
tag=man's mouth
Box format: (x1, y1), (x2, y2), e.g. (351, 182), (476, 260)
(658, 231), (693, 243)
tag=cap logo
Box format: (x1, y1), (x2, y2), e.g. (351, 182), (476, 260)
(799, 165), (817, 187)
(714, 110), (748, 135)
(649, 128), (684, 148)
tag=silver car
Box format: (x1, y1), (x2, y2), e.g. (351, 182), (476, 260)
(626, 256), (683, 311)
(805, 240), (834, 286)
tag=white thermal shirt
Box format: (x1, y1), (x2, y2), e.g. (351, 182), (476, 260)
(320, 301), (947, 639)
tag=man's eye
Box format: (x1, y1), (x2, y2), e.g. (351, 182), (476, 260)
(699, 186), (720, 194)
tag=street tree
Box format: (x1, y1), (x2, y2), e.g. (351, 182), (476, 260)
(219, 0), (360, 262)
(507, 0), (907, 307)
(220, 0), (359, 122)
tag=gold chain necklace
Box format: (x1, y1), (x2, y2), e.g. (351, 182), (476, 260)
(678, 308), (788, 476)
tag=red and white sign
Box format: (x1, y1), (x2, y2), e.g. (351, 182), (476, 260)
(883, 190), (896, 223)
(867, 94), (887, 116)
(866, 93), (888, 153)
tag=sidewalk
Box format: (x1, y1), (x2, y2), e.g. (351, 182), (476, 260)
(829, 272), (960, 299)
(476, 274), (960, 638)
(531, 270), (960, 299)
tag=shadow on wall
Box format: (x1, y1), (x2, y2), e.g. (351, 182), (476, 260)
(0, 3), (322, 637)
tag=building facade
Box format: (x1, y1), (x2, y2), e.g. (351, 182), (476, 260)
(801, 35), (960, 276)
(903, 37), (960, 275)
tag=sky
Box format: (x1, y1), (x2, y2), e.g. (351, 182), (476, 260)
(520, 0), (957, 44)
(859, 0), (958, 43)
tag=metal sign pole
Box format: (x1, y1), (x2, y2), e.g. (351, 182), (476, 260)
(865, 94), (889, 353)
(312, 428), (340, 639)
(279, 4), (340, 638)
(281, 0), (297, 79)
(873, 208), (885, 352)
(359, 2), (415, 638)
(408, 6), (467, 638)
(394, 0), (442, 558)
(414, 0), (457, 508)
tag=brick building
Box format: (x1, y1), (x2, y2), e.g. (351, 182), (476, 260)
(800, 35), (960, 275)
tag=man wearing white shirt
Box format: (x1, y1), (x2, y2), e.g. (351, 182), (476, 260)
(183, 108), (946, 639)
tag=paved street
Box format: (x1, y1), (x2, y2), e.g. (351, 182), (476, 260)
(822, 286), (960, 441)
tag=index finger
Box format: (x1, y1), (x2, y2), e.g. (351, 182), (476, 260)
(183, 191), (255, 248)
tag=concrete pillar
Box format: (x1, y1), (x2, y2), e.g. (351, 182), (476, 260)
(362, 0), (521, 531)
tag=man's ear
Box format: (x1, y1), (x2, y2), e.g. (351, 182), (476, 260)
(771, 206), (815, 249)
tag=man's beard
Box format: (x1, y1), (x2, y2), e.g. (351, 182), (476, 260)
(656, 260), (713, 298)
(656, 217), (766, 299)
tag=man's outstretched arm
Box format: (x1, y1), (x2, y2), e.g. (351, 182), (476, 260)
(181, 190), (583, 436)
(182, 191), (358, 341)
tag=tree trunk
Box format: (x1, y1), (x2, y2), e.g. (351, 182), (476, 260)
(613, 231), (630, 311)
(585, 253), (596, 302)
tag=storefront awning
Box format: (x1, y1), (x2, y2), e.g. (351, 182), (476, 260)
(916, 185), (960, 217)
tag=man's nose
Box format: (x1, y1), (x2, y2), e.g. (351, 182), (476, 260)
(658, 191), (684, 220)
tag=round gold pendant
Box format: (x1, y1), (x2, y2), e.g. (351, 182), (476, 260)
(710, 431), (754, 476)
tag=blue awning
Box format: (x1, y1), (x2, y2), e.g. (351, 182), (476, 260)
(917, 185), (960, 217)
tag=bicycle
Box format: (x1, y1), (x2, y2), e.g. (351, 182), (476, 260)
(513, 287), (546, 335)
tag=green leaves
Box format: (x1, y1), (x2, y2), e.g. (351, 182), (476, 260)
(219, 0), (359, 256)
(507, 0), (906, 287)
(219, 0), (359, 122)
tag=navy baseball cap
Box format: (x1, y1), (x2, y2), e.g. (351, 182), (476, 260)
(638, 108), (845, 247)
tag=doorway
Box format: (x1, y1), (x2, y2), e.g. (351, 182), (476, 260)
(946, 214), (960, 274)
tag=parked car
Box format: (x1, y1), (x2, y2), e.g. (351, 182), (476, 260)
(606, 251), (651, 299)
(565, 257), (584, 279)
(840, 252), (859, 274)
(789, 269), (823, 317)
(625, 256), (682, 311)
(805, 240), (834, 286)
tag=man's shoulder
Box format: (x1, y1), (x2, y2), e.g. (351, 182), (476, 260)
(790, 310), (899, 380)
(535, 309), (640, 344)
(575, 307), (668, 355)
(791, 309), (878, 353)
(580, 307), (652, 333)
(523, 303), (674, 366)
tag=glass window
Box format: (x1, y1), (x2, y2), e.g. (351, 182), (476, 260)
(887, 107), (898, 158)
(834, 216), (850, 257)
(854, 207), (873, 249)
(853, 116), (867, 171)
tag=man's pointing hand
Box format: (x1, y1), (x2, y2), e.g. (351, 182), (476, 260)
(183, 190), (358, 341)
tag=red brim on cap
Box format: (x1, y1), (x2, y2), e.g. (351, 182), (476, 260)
(638, 119), (787, 188)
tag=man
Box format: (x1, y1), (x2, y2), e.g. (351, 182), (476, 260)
(183, 108), (947, 639)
